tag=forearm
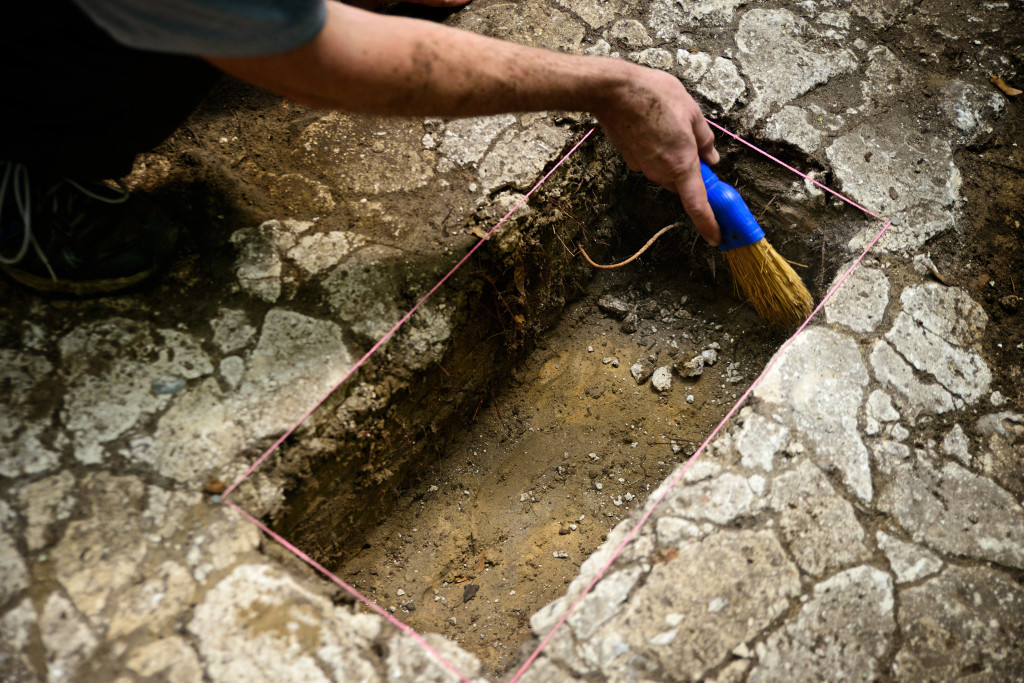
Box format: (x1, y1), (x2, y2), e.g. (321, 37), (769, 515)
(207, 1), (636, 120)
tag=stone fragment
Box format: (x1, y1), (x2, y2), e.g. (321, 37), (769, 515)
(894, 566), (1024, 679)
(40, 592), (98, 682)
(665, 472), (760, 525)
(614, 531), (800, 681)
(648, 0), (749, 38)
(287, 230), (367, 275)
(734, 413), (788, 472)
(940, 79), (1005, 139)
(875, 531), (942, 583)
(0, 598), (39, 681)
(210, 308), (257, 354)
(651, 366), (672, 392)
(999, 294), (1021, 313)
(886, 312), (990, 404)
(860, 46), (912, 112)
(51, 473), (148, 625)
(190, 564), (387, 682)
(125, 636), (203, 681)
(899, 284), (987, 346)
(752, 566), (895, 680)
(597, 295), (631, 319)
(866, 389), (899, 422)
(876, 455), (1024, 569)
(230, 222), (283, 302)
(631, 359), (655, 385)
(385, 632), (482, 682)
(607, 19), (652, 49)
(477, 120), (572, 193)
(634, 47), (673, 71)
(0, 349), (59, 477)
(107, 561), (197, 639)
(869, 340), (953, 419)
(16, 471), (76, 551)
(676, 355), (705, 378)
(755, 328), (872, 501)
(735, 10), (857, 125)
(768, 460), (870, 576)
(701, 349), (718, 366)
(556, 0), (617, 29)
(828, 126), (960, 253)
(824, 266), (890, 333)
(941, 424), (971, 465)
(851, 0), (914, 28)
(764, 106), (824, 154)
(0, 529), (28, 606)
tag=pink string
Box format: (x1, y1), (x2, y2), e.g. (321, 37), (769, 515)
(220, 127), (595, 500)
(224, 500), (473, 683)
(708, 120), (885, 221)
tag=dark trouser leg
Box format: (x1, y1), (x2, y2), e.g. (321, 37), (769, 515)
(1, 0), (220, 179)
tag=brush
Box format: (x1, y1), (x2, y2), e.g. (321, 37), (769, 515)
(701, 162), (813, 327)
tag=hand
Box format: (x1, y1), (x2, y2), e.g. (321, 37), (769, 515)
(592, 65), (721, 245)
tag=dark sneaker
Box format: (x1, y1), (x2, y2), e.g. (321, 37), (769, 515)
(0, 161), (178, 297)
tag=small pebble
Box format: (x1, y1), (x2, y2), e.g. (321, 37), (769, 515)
(686, 395), (695, 404)
(553, 551), (569, 559)
(588, 345), (594, 352)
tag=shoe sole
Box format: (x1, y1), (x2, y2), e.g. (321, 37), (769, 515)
(2, 265), (155, 297)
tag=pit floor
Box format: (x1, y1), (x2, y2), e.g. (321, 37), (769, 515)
(333, 262), (784, 676)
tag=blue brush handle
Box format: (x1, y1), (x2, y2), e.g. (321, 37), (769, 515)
(700, 162), (764, 251)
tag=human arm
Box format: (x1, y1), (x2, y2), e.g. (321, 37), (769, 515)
(205, 1), (721, 243)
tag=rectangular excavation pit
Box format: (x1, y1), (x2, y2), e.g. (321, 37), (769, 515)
(257, 152), (869, 678)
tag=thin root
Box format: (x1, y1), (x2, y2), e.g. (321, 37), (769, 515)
(577, 221), (684, 269)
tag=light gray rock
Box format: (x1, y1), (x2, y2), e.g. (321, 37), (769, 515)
(16, 471), (76, 551)
(0, 349), (59, 478)
(675, 52), (746, 112)
(895, 566), (1024, 679)
(828, 125), (960, 253)
(634, 47), (674, 71)
(764, 106), (824, 154)
(860, 46), (912, 112)
(735, 413), (789, 471)
(287, 229), (367, 275)
(58, 319), (213, 466)
(631, 359), (655, 384)
(556, 0), (618, 29)
(900, 284), (988, 346)
(736, 9), (858, 125)
(651, 366), (672, 392)
(824, 267), (890, 333)
(40, 591), (98, 682)
(886, 312), (991, 404)
(866, 389), (899, 423)
(0, 598), (39, 682)
(597, 295), (631, 319)
(231, 221), (284, 302)
(751, 566), (895, 681)
(125, 636), (203, 682)
(676, 354), (705, 378)
(940, 79), (1005, 140)
(876, 531), (942, 583)
(755, 328), (872, 501)
(606, 19), (652, 49)
(941, 423), (972, 465)
(190, 563), (389, 682)
(869, 340), (954, 419)
(211, 308), (257, 354)
(477, 119), (572, 193)
(665, 472), (760, 525)
(701, 348), (718, 366)
(50, 473), (149, 625)
(769, 460), (870, 576)
(648, 0), (749, 39)
(437, 115), (516, 170)
(851, 0), (915, 28)
(876, 455), (1024, 569)
(385, 632), (484, 682)
(613, 531), (800, 681)
(0, 529), (28, 607)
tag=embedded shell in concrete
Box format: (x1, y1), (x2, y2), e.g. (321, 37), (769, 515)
(2, 0), (1022, 681)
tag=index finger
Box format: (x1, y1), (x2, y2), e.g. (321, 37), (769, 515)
(676, 159), (720, 246)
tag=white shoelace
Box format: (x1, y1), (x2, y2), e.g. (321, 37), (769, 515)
(0, 162), (129, 281)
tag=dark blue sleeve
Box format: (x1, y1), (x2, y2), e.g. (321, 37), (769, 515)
(71, 0), (328, 57)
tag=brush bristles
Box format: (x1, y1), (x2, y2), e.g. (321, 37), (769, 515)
(724, 239), (814, 328)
